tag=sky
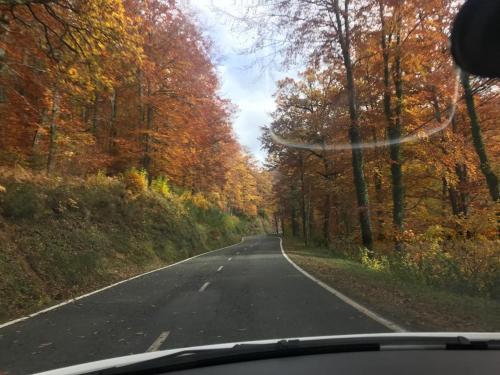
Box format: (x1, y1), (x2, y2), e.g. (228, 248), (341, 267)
(182, 0), (293, 164)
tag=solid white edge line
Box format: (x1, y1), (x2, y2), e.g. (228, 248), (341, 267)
(278, 237), (406, 333)
(0, 238), (246, 330)
(199, 282), (210, 292)
(146, 331), (170, 352)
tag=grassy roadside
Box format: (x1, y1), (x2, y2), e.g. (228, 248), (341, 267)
(283, 238), (500, 332)
(0, 173), (268, 324)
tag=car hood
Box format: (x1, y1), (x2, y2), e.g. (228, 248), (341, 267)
(35, 332), (500, 375)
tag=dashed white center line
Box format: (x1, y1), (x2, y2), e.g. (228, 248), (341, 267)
(199, 282), (210, 292)
(147, 331), (170, 352)
(228, 257), (232, 261)
(217, 266), (224, 272)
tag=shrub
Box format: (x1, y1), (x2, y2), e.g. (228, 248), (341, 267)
(222, 215), (240, 232)
(46, 186), (70, 214)
(123, 168), (148, 194)
(179, 191), (192, 202)
(79, 179), (126, 219)
(26, 151), (47, 171)
(207, 191), (224, 210)
(359, 247), (388, 271)
(398, 226), (500, 298)
(191, 193), (210, 210)
(151, 176), (170, 198)
(86, 170), (114, 187)
(2, 184), (43, 220)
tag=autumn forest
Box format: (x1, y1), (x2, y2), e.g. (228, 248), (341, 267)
(256, 0), (498, 297)
(0, 0), (274, 321)
(0, 0), (270, 217)
(0, 0), (499, 323)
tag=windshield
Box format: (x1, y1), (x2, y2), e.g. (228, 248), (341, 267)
(0, 0), (498, 374)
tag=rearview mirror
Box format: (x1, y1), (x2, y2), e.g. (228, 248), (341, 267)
(451, 0), (500, 78)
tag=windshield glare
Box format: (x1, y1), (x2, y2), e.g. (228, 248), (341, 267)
(0, 0), (498, 374)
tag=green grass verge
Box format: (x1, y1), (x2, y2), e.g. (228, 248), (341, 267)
(0, 178), (267, 324)
(283, 238), (500, 332)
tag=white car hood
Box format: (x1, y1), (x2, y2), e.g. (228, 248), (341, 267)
(35, 332), (500, 375)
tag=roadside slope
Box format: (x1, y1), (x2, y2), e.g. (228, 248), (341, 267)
(0, 174), (265, 324)
(284, 238), (500, 331)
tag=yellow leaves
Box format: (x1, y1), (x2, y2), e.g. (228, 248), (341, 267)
(207, 191), (224, 210)
(2, 0), (272, 221)
(245, 204), (258, 217)
(68, 67), (78, 79)
(220, 151), (266, 217)
(123, 168), (148, 195)
(33, 0), (144, 97)
(191, 193), (210, 210)
(151, 176), (170, 198)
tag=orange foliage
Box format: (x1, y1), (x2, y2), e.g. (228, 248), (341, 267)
(0, 0), (270, 217)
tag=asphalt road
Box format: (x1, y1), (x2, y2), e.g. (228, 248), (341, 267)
(0, 235), (389, 374)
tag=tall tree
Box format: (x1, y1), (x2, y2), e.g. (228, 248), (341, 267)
(253, 0), (375, 250)
(461, 72), (499, 202)
(378, 0), (404, 250)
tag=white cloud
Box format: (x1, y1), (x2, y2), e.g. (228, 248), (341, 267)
(183, 0), (294, 164)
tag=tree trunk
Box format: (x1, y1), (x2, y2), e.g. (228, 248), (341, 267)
(461, 72), (499, 201)
(433, 90), (471, 217)
(91, 92), (99, 136)
(299, 154), (308, 245)
(108, 88), (118, 154)
(82, 106), (87, 126)
(456, 163), (469, 215)
(379, 3), (404, 252)
(334, 0), (373, 251)
(142, 102), (153, 176)
(448, 179), (461, 216)
(46, 88), (60, 174)
(307, 182), (313, 242)
(323, 192), (332, 245)
(291, 183), (299, 237)
(320, 157), (334, 245)
(374, 171), (385, 241)
(142, 78), (154, 180)
(291, 204), (299, 237)
(138, 69), (145, 125)
(143, 104), (154, 175)
(390, 27), (405, 252)
(451, 115), (470, 216)
(32, 108), (48, 150)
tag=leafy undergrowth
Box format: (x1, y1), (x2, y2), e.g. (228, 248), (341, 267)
(284, 238), (500, 332)
(0, 170), (267, 323)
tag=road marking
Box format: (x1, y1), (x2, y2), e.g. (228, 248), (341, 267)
(0, 238), (247, 330)
(147, 331), (170, 352)
(228, 257), (232, 261)
(199, 282), (210, 292)
(278, 237), (406, 333)
(217, 266), (224, 272)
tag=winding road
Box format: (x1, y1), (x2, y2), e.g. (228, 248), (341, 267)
(0, 235), (391, 374)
